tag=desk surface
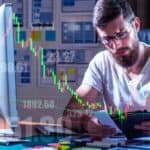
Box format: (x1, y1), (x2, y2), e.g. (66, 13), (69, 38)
(0, 121), (150, 149)
(0, 135), (150, 150)
(0, 135), (61, 150)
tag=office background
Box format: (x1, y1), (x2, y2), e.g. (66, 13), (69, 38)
(0, 0), (149, 123)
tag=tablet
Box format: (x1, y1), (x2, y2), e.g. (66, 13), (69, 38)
(111, 111), (150, 139)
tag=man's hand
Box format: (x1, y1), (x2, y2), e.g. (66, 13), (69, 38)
(63, 114), (116, 140)
(135, 121), (150, 135)
(84, 115), (116, 140)
(62, 85), (116, 140)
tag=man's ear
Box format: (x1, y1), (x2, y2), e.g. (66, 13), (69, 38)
(134, 17), (141, 32)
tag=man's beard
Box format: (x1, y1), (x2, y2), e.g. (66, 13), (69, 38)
(112, 48), (139, 68)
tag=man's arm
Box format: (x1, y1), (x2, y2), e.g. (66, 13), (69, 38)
(63, 84), (100, 132)
(62, 85), (116, 139)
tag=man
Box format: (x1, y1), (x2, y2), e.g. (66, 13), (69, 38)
(63, 0), (150, 140)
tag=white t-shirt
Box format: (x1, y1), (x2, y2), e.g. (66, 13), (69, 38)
(82, 50), (150, 112)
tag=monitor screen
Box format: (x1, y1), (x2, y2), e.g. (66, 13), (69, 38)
(0, 3), (18, 133)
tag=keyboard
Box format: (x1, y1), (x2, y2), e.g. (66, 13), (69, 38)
(36, 125), (78, 135)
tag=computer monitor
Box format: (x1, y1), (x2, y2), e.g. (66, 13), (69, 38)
(0, 3), (18, 134)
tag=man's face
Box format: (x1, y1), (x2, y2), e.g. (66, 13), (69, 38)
(96, 15), (140, 68)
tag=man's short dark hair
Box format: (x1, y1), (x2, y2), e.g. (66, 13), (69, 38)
(93, 0), (135, 28)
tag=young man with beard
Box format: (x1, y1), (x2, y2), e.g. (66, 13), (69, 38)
(63, 0), (150, 139)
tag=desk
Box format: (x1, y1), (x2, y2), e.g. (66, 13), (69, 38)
(0, 135), (61, 150)
(0, 121), (150, 149)
(0, 135), (150, 150)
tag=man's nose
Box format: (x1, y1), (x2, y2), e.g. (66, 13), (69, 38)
(111, 39), (123, 52)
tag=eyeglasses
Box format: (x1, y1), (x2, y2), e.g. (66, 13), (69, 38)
(100, 17), (135, 48)
(101, 29), (131, 47)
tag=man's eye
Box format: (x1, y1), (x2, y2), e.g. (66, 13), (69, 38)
(104, 37), (113, 41)
(117, 31), (127, 38)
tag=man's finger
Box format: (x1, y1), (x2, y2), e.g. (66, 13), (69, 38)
(143, 130), (150, 135)
(102, 126), (116, 137)
(141, 121), (150, 126)
(135, 125), (150, 131)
